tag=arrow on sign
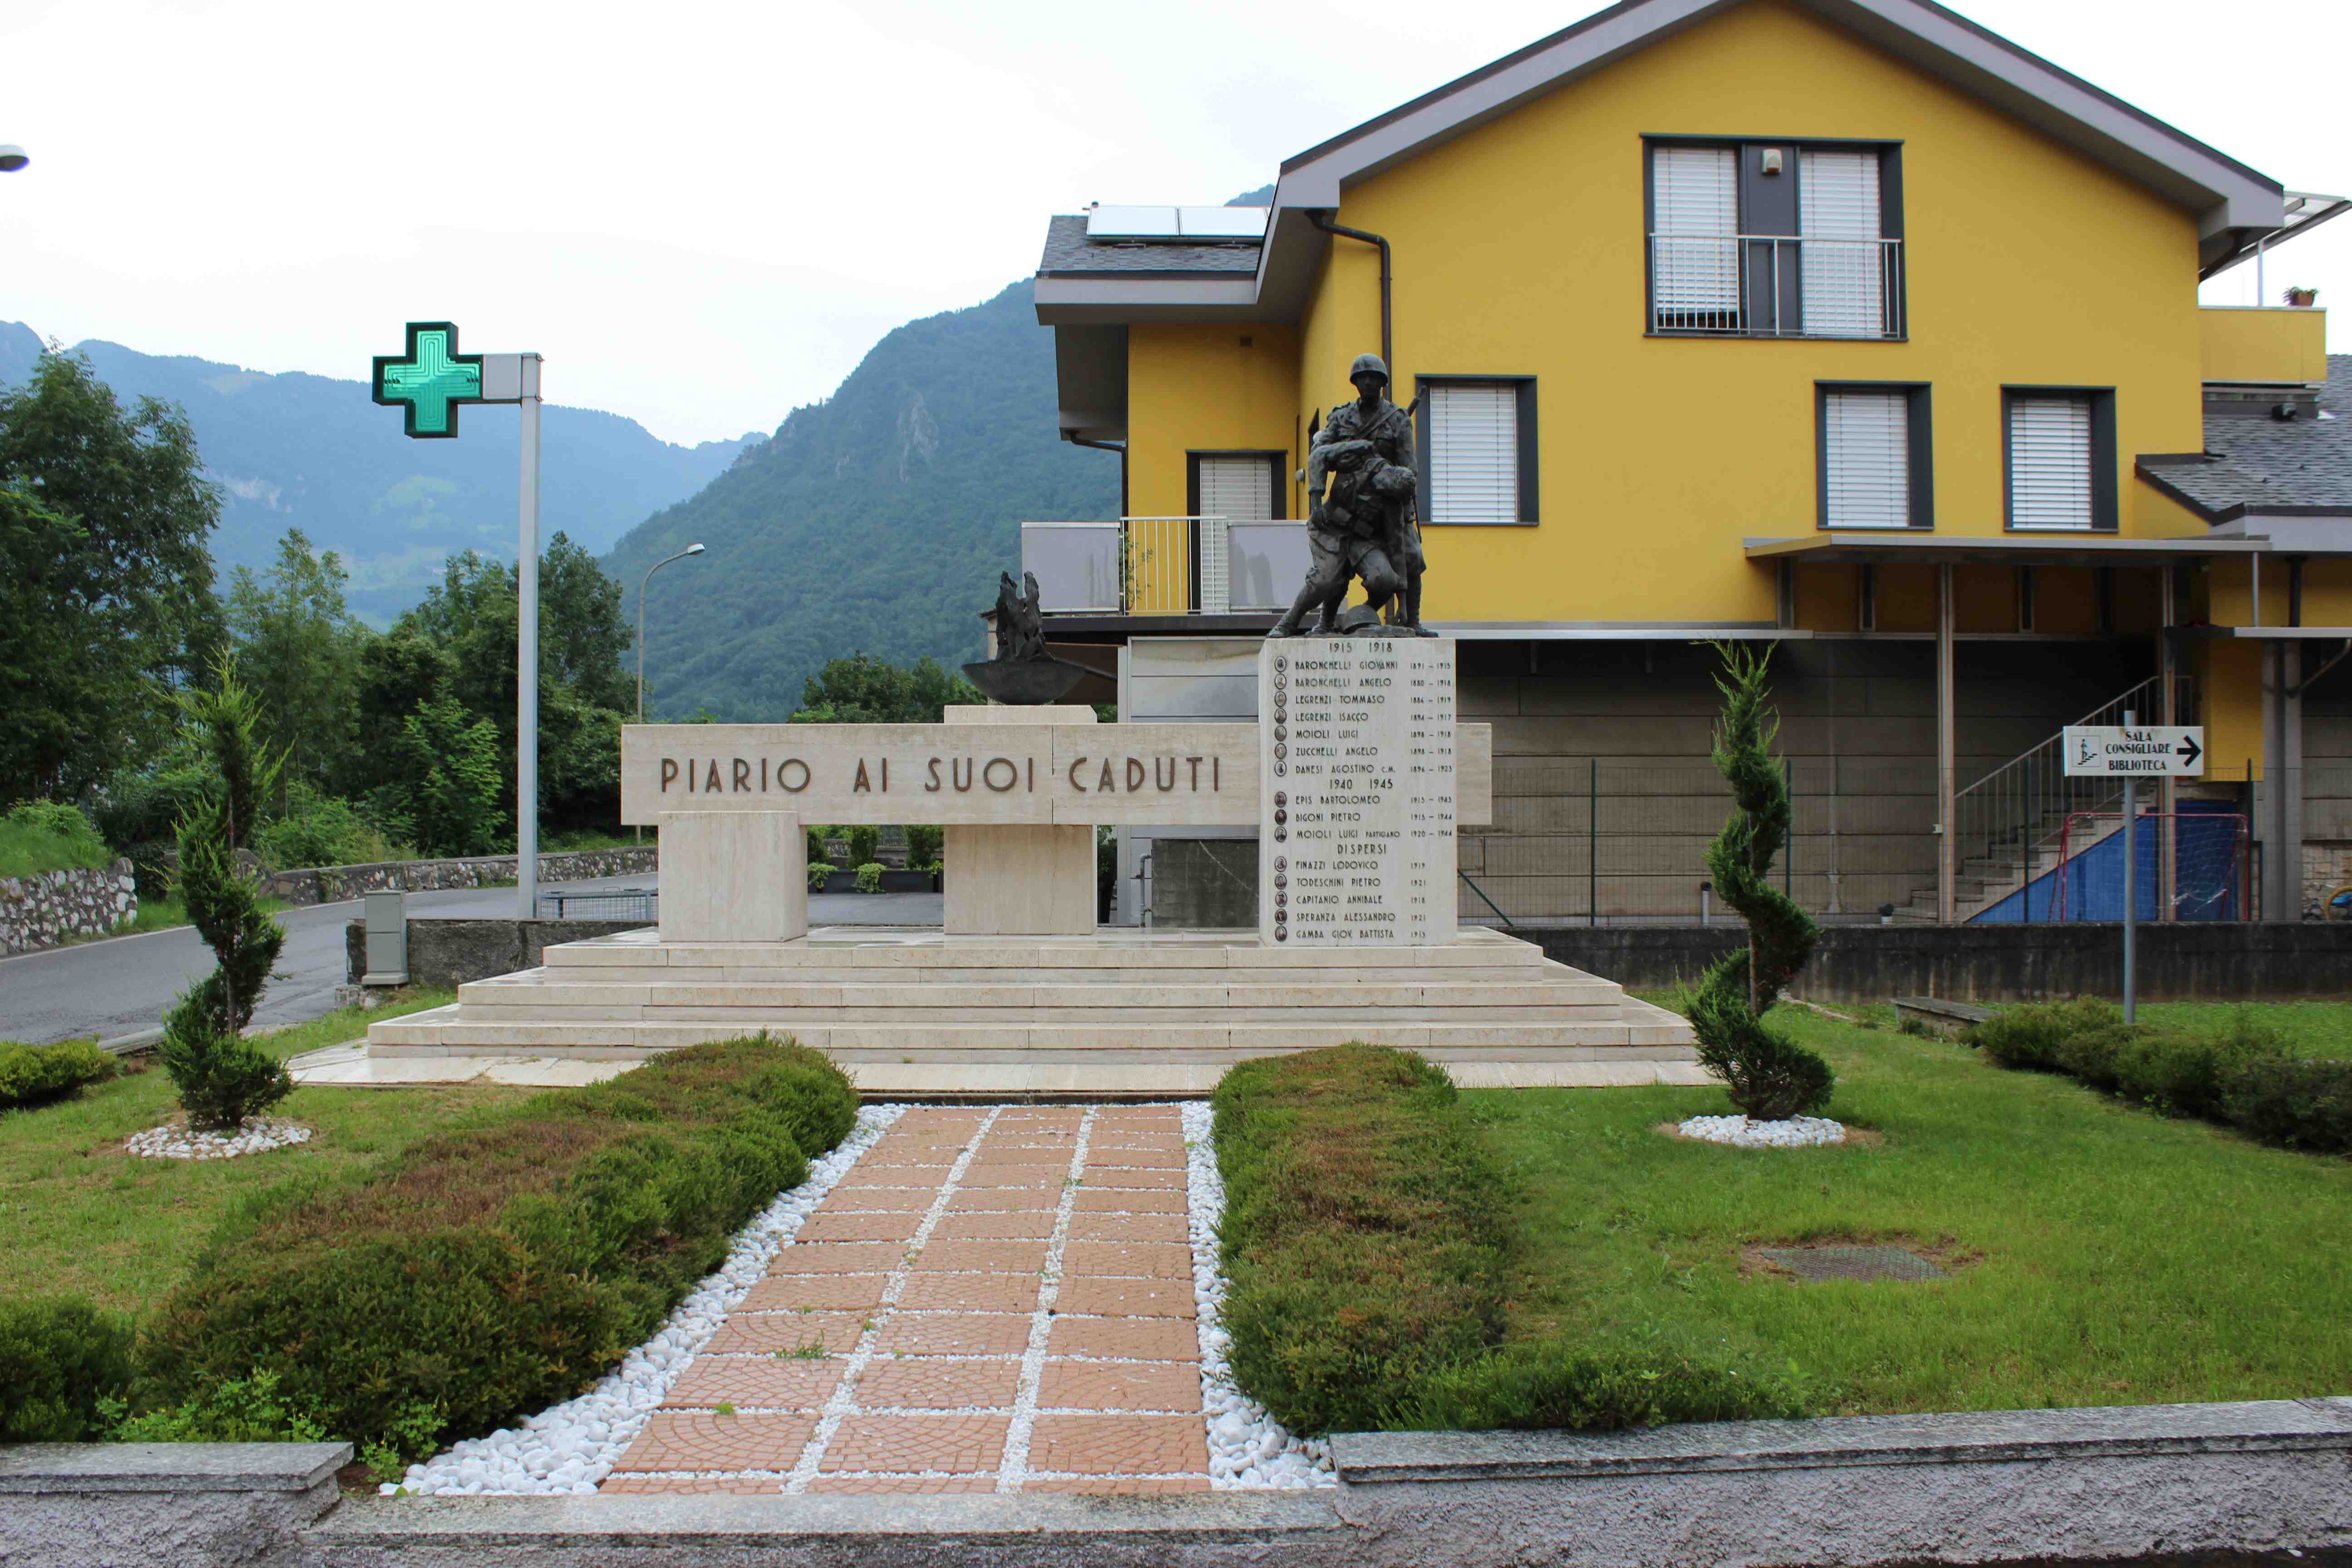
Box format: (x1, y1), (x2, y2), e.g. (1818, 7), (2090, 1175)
(2177, 732), (2202, 769)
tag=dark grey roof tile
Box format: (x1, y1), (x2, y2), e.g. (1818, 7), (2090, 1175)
(1037, 214), (1262, 277)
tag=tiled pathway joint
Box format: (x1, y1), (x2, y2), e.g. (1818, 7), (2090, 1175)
(606, 1104), (1212, 1495)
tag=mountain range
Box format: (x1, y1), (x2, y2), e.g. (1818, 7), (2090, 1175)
(603, 278), (1120, 720)
(0, 323), (755, 625)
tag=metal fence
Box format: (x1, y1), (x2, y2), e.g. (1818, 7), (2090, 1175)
(535, 888), (657, 921)
(1460, 754), (2352, 928)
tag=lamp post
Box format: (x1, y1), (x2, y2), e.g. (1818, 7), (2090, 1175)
(637, 543), (707, 725)
(634, 543), (705, 845)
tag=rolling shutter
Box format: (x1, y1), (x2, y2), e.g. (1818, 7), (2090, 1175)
(2008, 396), (2094, 529)
(1652, 145), (1739, 328)
(1428, 382), (1519, 524)
(1800, 148), (1883, 338)
(1823, 390), (1909, 528)
(1194, 454), (1274, 523)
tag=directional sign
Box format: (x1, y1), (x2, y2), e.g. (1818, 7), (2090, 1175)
(372, 321), (484, 438)
(2063, 725), (2205, 778)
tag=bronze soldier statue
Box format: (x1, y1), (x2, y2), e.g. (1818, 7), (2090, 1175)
(1267, 353), (1434, 637)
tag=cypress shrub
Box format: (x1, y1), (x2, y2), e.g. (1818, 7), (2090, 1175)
(1966, 998), (2120, 1072)
(0, 1038), (120, 1109)
(0, 1297), (134, 1442)
(135, 1035), (854, 1456)
(2222, 1056), (2352, 1153)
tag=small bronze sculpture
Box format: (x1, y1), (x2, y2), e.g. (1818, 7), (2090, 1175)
(1268, 353), (1435, 637)
(963, 570), (1093, 704)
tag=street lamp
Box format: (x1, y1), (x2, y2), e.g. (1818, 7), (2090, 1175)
(0, 146), (28, 172)
(634, 542), (705, 846)
(637, 543), (707, 723)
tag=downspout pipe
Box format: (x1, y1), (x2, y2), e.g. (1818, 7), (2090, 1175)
(1311, 211), (1392, 379)
(1065, 432), (1127, 519)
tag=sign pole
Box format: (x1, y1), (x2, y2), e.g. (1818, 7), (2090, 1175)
(517, 356), (543, 921)
(2122, 709), (2136, 1023)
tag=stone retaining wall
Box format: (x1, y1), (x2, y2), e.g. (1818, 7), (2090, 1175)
(345, 919), (649, 989)
(8, 1397), (2349, 1567)
(262, 848), (656, 908)
(0, 859), (138, 956)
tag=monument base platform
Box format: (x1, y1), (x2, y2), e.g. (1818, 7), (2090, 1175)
(365, 926), (1696, 1087)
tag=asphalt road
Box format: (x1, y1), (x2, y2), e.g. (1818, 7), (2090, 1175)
(0, 873), (653, 1048)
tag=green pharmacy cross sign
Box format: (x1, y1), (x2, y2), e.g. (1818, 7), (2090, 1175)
(366, 319), (548, 921)
(372, 321), (485, 438)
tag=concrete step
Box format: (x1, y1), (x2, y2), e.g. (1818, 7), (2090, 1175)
(370, 1009), (1695, 1058)
(452, 980), (1628, 1011)
(542, 936), (1550, 973)
(508, 963), (1578, 987)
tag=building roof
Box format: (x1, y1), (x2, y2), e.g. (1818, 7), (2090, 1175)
(1037, 214), (1262, 278)
(2137, 356), (2352, 522)
(1039, 0), (2305, 330)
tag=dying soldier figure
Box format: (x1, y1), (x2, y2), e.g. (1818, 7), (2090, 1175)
(1266, 352), (1435, 638)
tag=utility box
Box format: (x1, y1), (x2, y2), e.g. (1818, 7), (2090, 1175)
(361, 889), (409, 986)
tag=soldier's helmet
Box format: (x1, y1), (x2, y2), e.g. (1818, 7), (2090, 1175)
(1348, 353), (1389, 388)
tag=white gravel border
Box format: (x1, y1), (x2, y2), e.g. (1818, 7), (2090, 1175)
(125, 1119), (311, 1160)
(1181, 1100), (1333, 1490)
(1676, 1113), (1847, 1148)
(390, 1103), (904, 1496)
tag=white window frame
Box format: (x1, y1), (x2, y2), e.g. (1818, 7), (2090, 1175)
(1821, 387), (1913, 529)
(2005, 392), (2099, 532)
(1423, 379), (1525, 526)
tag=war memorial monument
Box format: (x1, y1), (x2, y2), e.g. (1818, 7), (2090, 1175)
(369, 357), (1694, 1093)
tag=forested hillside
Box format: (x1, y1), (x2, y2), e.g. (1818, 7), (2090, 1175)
(0, 324), (751, 625)
(604, 279), (1120, 720)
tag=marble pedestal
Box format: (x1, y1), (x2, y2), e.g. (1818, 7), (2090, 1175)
(940, 704), (1096, 936)
(656, 811), (808, 944)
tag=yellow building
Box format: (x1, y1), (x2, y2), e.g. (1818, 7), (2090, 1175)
(1028, 0), (2351, 927)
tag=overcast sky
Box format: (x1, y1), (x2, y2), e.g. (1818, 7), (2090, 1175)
(3, 0), (2343, 446)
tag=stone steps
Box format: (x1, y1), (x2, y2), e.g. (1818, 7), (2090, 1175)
(368, 924), (1696, 1077)
(369, 1008), (1693, 1059)
(453, 980), (1627, 1011)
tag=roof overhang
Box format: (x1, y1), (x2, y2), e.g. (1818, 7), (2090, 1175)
(1744, 532), (2284, 566)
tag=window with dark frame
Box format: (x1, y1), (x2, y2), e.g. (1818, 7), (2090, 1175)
(2002, 387), (2117, 532)
(1816, 382), (1932, 529)
(1646, 137), (1906, 339)
(1414, 376), (1539, 526)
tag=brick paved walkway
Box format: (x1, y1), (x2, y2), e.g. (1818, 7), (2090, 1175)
(602, 1105), (1210, 1494)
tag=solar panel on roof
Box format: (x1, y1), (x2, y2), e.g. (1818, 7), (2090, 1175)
(1087, 205), (1181, 239)
(1178, 206), (1269, 238)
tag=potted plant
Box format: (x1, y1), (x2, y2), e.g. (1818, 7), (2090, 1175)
(2283, 284), (2319, 307)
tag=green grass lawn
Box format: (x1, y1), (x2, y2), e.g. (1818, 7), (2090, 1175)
(1469, 1006), (2352, 1417)
(2134, 1000), (2352, 1060)
(0, 990), (519, 1313)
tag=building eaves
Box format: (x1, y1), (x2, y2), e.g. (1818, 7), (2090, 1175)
(1036, 215), (1261, 278)
(2136, 355), (2352, 522)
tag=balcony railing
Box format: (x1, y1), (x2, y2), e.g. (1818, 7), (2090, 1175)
(1649, 234), (1906, 340)
(1019, 517), (1311, 616)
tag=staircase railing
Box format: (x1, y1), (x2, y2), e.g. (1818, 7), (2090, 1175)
(1943, 674), (2192, 918)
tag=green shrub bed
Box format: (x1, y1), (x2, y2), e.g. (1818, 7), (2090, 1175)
(133, 1035), (856, 1459)
(1968, 1001), (2352, 1153)
(0, 1038), (120, 1108)
(1212, 1044), (1802, 1436)
(0, 1298), (134, 1442)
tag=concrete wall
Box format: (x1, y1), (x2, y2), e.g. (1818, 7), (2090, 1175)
(345, 919), (647, 990)
(1531, 921), (2352, 1003)
(0, 859), (137, 956)
(263, 848), (656, 909)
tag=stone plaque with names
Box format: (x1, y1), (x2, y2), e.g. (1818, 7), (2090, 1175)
(1259, 638), (1457, 947)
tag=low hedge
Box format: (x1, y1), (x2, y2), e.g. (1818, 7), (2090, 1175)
(135, 1034), (856, 1458)
(1212, 1044), (1801, 1436)
(0, 1297), (134, 1442)
(1968, 1001), (2352, 1154)
(0, 1038), (120, 1109)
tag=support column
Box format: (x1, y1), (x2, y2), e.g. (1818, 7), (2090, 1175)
(2259, 639), (2305, 923)
(1936, 564), (1955, 924)
(657, 811), (807, 943)
(942, 704), (1098, 936)
(2159, 568), (2177, 920)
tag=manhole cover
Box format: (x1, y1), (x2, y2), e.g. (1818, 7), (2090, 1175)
(1757, 1245), (1947, 1283)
